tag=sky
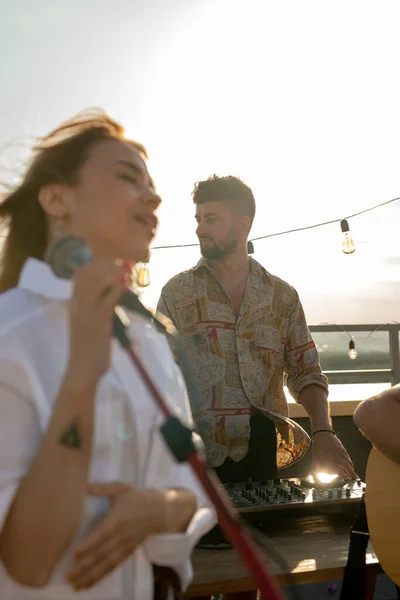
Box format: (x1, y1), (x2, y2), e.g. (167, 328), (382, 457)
(1, 0), (400, 326)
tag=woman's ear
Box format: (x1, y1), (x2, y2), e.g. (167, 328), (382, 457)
(38, 184), (71, 219)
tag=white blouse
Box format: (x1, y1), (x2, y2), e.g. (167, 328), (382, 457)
(0, 258), (216, 600)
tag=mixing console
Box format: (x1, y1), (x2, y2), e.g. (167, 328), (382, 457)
(225, 477), (365, 514)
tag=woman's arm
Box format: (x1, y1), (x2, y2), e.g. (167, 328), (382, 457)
(0, 368), (97, 587)
(0, 258), (127, 587)
(353, 385), (400, 465)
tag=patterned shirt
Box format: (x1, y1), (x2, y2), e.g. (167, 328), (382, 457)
(157, 257), (328, 470)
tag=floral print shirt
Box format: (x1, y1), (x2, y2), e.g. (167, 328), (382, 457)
(157, 258), (328, 470)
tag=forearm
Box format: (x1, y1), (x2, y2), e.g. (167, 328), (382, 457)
(147, 488), (197, 535)
(166, 489), (197, 533)
(354, 396), (400, 465)
(298, 384), (331, 430)
(0, 372), (97, 586)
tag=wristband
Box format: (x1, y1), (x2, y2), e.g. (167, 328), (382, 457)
(312, 428), (337, 438)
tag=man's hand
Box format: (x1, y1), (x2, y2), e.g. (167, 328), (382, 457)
(65, 482), (167, 591)
(311, 432), (358, 480)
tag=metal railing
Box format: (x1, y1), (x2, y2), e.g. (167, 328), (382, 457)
(309, 324), (400, 386)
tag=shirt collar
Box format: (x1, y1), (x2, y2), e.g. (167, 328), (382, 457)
(193, 255), (261, 277)
(192, 256), (271, 309)
(18, 258), (73, 300)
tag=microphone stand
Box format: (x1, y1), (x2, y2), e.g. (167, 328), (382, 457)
(113, 315), (285, 600)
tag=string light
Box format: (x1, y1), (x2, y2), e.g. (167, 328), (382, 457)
(136, 261), (150, 288)
(318, 322), (400, 361)
(149, 196), (399, 252)
(348, 339), (358, 360)
(0, 197), (399, 256)
(247, 240), (255, 254)
(340, 219), (356, 254)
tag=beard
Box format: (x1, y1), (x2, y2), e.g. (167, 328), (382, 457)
(199, 235), (238, 259)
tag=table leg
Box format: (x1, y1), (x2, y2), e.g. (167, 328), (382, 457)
(364, 567), (378, 600)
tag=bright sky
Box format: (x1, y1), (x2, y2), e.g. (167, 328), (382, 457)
(1, 0), (400, 324)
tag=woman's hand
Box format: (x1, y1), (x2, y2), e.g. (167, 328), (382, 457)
(66, 260), (127, 390)
(66, 482), (196, 590)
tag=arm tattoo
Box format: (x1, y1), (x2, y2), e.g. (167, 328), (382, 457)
(59, 421), (82, 449)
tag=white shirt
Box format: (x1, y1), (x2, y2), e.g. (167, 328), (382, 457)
(0, 259), (216, 600)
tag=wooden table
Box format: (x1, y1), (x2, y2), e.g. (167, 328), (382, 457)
(185, 512), (381, 598)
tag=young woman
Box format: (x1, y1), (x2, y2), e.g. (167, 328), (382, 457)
(0, 111), (216, 599)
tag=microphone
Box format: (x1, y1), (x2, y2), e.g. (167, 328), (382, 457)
(45, 235), (93, 279)
(45, 235), (131, 347)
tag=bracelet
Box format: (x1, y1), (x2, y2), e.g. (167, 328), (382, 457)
(312, 428), (337, 438)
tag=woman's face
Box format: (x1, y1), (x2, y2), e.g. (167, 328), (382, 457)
(60, 139), (160, 263)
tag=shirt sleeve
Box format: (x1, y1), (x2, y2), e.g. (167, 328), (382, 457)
(284, 289), (329, 401)
(143, 342), (217, 591)
(0, 358), (41, 532)
(156, 283), (181, 332)
(156, 284), (182, 364)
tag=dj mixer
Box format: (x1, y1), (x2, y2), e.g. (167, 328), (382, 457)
(225, 477), (365, 515)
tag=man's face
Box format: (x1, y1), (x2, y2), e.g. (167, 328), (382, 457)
(195, 201), (241, 259)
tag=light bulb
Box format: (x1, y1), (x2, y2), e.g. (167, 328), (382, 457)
(137, 263), (150, 287)
(247, 240), (255, 254)
(340, 219), (356, 254)
(348, 339), (357, 360)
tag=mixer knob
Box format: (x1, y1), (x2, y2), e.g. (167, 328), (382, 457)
(345, 488), (351, 498)
(274, 478), (280, 485)
(252, 495), (257, 503)
(301, 493), (306, 501)
(245, 478), (253, 490)
(336, 489), (342, 498)
(287, 494), (293, 501)
(328, 490), (333, 499)
(357, 480), (362, 487)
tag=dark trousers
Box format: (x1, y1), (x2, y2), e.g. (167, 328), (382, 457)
(199, 414), (277, 547)
(215, 413), (278, 483)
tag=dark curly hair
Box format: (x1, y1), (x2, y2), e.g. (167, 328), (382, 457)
(192, 175), (256, 227)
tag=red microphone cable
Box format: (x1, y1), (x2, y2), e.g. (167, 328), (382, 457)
(112, 315), (285, 600)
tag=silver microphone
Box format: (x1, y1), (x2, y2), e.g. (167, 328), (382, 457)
(45, 236), (92, 279)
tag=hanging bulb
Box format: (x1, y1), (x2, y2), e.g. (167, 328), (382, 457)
(340, 219), (356, 254)
(137, 262), (150, 288)
(348, 339), (358, 360)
